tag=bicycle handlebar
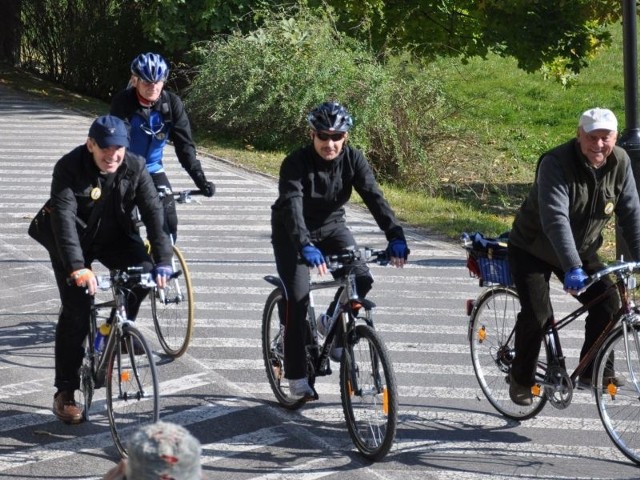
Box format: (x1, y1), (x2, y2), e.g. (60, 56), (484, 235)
(588, 260), (640, 283)
(95, 268), (156, 291)
(565, 260), (640, 295)
(156, 186), (204, 204)
(324, 247), (389, 268)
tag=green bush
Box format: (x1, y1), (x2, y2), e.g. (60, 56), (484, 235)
(186, 5), (457, 192)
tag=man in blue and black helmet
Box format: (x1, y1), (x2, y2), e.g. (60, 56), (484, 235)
(110, 52), (215, 242)
(270, 101), (410, 400)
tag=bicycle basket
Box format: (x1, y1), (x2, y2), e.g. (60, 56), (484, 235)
(462, 232), (514, 287)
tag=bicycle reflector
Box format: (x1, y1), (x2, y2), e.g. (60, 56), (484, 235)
(383, 387), (389, 415)
(607, 382), (617, 399)
(120, 370), (131, 382)
(477, 325), (486, 343)
(466, 299), (475, 316)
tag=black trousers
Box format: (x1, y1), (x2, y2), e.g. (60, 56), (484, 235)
(271, 221), (374, 380)
(51, 235), (154, 392)
(151, 171), (178, 243)
(508, 244), (620, 387)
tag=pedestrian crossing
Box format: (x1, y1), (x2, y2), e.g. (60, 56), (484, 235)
(2, 85), (640, 479)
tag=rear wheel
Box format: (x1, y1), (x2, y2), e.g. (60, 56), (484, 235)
(106, 325), (159, 458)
(152, 245), (194, 357)
(340, 324), (398, 461)
(261, 288), (307, 410)
(469, 287), (546, 420)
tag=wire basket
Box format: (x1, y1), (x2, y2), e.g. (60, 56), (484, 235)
(462, 232), (515, 287)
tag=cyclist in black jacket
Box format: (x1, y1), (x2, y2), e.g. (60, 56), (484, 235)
(47, 115), (173, 424)
(110, 52), (215, 242)
(271, 102), (410, 399)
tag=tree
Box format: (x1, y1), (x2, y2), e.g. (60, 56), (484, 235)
(0, 0), (20, 64)
(307, 0), (622, 75)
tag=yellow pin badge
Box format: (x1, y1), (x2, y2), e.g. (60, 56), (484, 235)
(90, 187), (102, 200)
(604, 202), (614, 215)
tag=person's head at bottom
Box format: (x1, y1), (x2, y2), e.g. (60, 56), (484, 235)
(104, 421), (201, 480)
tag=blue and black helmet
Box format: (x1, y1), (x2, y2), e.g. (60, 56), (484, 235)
(307, 102), (353, 132)
(130, 52), (169, 83)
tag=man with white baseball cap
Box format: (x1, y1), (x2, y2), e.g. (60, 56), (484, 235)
(506, 107), (640, 406)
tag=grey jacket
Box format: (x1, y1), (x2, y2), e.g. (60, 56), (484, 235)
(509, 138), (640, 271)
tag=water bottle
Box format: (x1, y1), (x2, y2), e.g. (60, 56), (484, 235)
(94, 322), (111, 353)
(316, 313), (333, 337)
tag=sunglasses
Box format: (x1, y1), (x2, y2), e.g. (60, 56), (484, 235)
(140, 121), (165, 139)
(316, 131), (346, 142)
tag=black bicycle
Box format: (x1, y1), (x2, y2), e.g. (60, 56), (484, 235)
(463, 232), (640, 465)
(78, 267), (160, 458)
(261, 247), (398, 461)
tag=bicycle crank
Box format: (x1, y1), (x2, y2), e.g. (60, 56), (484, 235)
(543, 365), (573, 409)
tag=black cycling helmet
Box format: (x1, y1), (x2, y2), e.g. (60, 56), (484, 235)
(130, 52), (169, 83)
(307, 102), (353, 132)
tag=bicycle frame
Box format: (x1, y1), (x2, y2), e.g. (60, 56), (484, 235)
(82, 268), (160, 457)
(536, 264), (638, 390)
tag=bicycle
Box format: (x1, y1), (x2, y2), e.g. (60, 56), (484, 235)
(77, 267), (160, 458)
(261, 247), (398, 461)
(143, 187), (199, 358)
(462, 231), (640, 465)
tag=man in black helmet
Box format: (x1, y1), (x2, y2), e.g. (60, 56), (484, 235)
(270, 101), (410, 400)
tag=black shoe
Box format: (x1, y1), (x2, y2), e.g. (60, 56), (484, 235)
(508, 373), (533, 406)
(53, 390), (84, 424)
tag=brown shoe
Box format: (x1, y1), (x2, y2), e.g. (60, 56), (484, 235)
(53, 390), (84, 424)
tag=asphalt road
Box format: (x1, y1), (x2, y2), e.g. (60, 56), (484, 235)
(2, 84), (640, 479)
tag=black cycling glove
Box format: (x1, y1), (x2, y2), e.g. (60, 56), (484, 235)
(191, 170), (215, 197)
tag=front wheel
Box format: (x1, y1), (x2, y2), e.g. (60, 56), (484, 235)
(340, 324), (398, 461)
(594, 322), (640, 465)
(151, 244), (194, 358)
(469, 287), (546, 420)
(106, 324), (159, 458)
(261, 288), (307, 410)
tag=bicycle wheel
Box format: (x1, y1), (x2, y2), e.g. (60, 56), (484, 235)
(151, 244), (194, 357)
(261, 288), (307, 410)
(594, 323), (640, 465)
(469, 287), (546, 420)
(340, 324), (398, 461)
(106, 324), (159, 458)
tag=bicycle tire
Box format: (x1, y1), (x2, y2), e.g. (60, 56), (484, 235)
(106, 324), (159, 458)
(78, 334), (94, 423)
(340, 324), (398, 461)
(594, 322), (640, 465)
(469, 287), (547, 420)
(261, 288), (307, 410)
(151, 244), (194, 358)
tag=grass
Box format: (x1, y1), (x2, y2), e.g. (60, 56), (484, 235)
(0, 22), (634, 257)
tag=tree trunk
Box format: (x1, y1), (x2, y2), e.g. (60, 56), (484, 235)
(0, 0), (21, 64)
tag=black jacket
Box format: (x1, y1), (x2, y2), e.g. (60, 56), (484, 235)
(271, 144), (404, 251)
(110, 88), (205, 178)
(50, 144), (172, 273)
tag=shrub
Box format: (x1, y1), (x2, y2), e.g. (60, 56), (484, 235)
(186, 5), (457, 192)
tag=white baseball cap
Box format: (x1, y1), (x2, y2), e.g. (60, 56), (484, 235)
(578, 108), (618, 133)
